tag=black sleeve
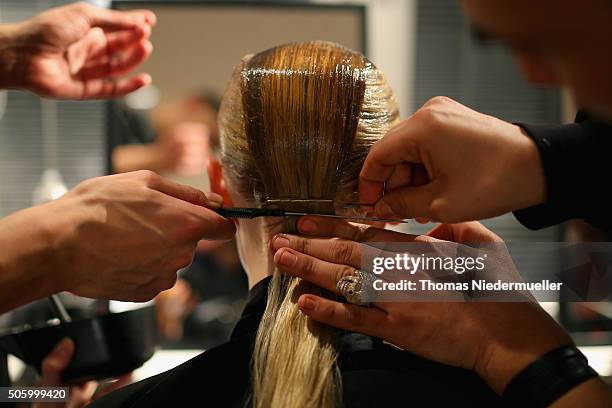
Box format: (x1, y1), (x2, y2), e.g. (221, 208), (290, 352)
(513, 112), (612, 230)
(105, 102), (157, 174)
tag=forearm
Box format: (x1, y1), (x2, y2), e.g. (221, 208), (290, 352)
(0, 203), (63, 313)
(475, 312), (608, 407)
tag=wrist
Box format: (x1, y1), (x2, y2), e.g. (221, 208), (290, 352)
(0, 22), (29, 90)
(0, 203), (65, 312)
(504, 346), (598, 407)
(40, 195), (96, 294)
(475, 325), (572, 394)
(513, 124), (547, 208)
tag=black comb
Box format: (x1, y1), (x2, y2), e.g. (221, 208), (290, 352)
(215, 207), (286, 219)
(215, 207), (411, 224)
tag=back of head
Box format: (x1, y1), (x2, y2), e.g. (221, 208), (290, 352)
(219, 41), (399, 408)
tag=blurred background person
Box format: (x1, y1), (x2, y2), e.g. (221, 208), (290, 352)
(109, 89), (247, 347)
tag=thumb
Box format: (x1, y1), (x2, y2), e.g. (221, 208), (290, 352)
(40, 338), (75, 386)
(373, 183), (440, 220)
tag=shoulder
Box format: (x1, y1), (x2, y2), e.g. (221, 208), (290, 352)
(90, 337), (252, 408)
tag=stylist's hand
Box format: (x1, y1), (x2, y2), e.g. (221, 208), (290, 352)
(0, 2), (154, 99)
(360, 96), (547, 222)
(271, 217), (571, 394)
(35, 338), (131, 408)
(40, 170), (235, 302)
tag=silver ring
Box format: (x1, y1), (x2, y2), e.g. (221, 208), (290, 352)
(336, 270), (375, 306)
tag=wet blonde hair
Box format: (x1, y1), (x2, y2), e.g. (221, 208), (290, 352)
(219, 41), (399, 408)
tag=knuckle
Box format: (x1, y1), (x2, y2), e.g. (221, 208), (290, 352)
(174, 251), (195, 269)
(429, 198), (450, 221)
(73, 177), (96, 193)
(345, 306), (364, 329)
(428, 95), (453, 106)
(158, 275), (178, 292)
(72, 2), (92, 15)
(300, 254), (316, 278)
(333, 241), (356, 265)
(386, 197), (410, 218)
(293, 236), (309, 254)
(135, 170), (160, 186)
(337, 222), (363, 242)
(321, 302), (337, 321)
(335, 265), (357, 284)
(415, 107), (441, 128)
(360, 226), (382, 242)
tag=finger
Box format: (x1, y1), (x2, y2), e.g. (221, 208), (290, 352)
(143, 172), (223, 208)
(80, 40), (152, 80)
(132, 171), (236, 240)
(272, 234), (363, 268)
(386, 162), (412, 192)
(94, 374), (132, 399)
(373, 182), (441, 220)
(157, 195), (236, 241)
(94, 24), (152, 59)
(40, 338), (75, 386)
(66, 381), (97, 408)
(85, 25), (151, 64)
(273, 246), (357, 293)
(67, 27), (107, 76)
(70, 73), (151, 99)
(297, 294), (389, 337)
(427, 222), (503, 243)
(295, 216), (418, 242)
(77, 4), (156, 31)
(68, 24), (151, 74)
(359, 119), (425, 205)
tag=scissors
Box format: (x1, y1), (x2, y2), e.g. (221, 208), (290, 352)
(215, 206), (411, 224)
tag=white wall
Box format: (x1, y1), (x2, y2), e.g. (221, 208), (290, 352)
(316, 0), (417, 116)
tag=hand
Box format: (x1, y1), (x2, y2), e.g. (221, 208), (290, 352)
(0, 2), (155, 99)
(35, 338), (131, 408)
(40, 170), (235, 302)
(359, 96), (547, 223)
(270, 217), (571, 394)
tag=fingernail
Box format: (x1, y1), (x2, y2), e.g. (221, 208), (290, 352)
(299, 219), (317, 234)
(299, 296), (316, 312)
(278, 249), (297, 267)
(271, 234), (290, 251)
(205, 192), (223, 209)
(54, 338), (73, 358)
(375, 201), (395, 218)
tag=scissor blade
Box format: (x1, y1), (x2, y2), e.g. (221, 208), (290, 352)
(283, 212), (411, 224)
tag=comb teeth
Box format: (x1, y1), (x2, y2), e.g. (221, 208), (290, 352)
(216, 208), (256, 219)
(216, 207), (286, 219)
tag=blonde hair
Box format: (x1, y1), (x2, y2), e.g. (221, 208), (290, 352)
(219, 41), (399, 408)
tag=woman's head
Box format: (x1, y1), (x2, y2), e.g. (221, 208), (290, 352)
(213, 41), (398, 408)
(218, 40), (397, 216)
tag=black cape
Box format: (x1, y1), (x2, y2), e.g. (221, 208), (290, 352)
(91, 277), (503, 407)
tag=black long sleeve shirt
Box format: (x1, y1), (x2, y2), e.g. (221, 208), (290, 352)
(514, 112), (612, 230)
